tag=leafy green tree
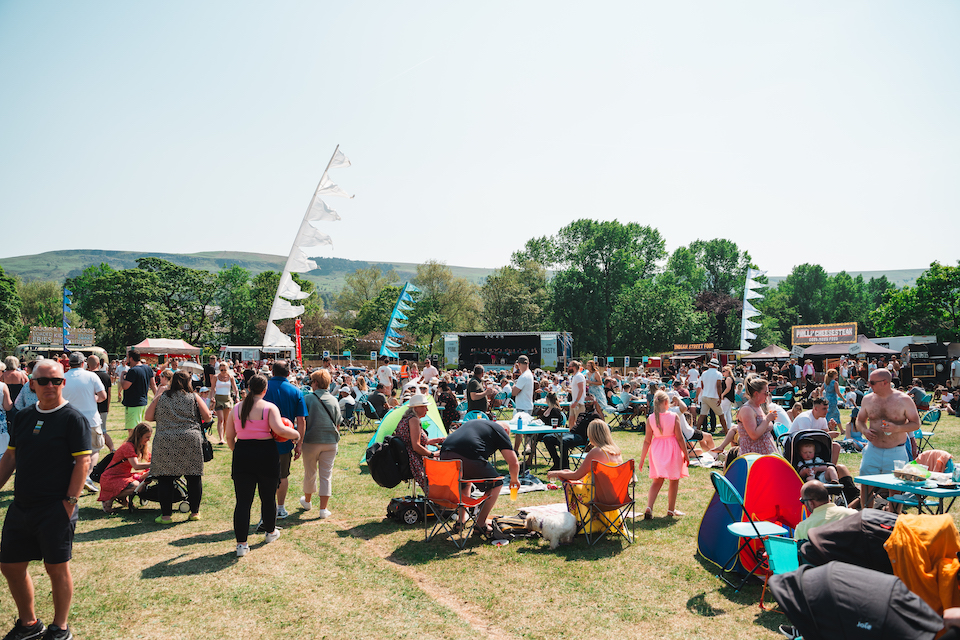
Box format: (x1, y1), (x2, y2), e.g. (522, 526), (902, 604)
(336, 266), (398, 313)
(514, 219), (665, 356)
(215, 264), (257, 345)
(612, 277), (708, 354)
(480, 263), (548, 331)
(872, 261), (960, 341)
(136, 257), (218, 345)
(408, 261), (481, 352)
(354, 286), (402, 336)
(15, 279), (80, 343)
(0, 266), (23, 353)
(776, 263), (830, 327)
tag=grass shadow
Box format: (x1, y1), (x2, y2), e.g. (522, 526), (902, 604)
(141, 551), (238, 578)
(387, 538), (480, 564)
(692, 553), (766, 605)
(74, 520), (153, 542)
(686, 592), (724, 617)
(338, 519), (407, 542)
(168, 529), (236, 546)
(514, 537), (629, 560)
(634, 517), (682, 531)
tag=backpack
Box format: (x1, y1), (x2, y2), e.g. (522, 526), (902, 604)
(90, 451), (119, 482)
(365, 435), (412, 489)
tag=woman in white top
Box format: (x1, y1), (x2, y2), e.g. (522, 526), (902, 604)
(214, 362), (239, 444)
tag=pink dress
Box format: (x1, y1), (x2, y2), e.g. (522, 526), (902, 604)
(647, 412), (689, 480)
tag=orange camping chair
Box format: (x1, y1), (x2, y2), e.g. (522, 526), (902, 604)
(564, 459), (636, 545)
(424, 458), (502, 549)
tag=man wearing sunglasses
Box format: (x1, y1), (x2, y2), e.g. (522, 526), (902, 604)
(0, 359), (92, 640)
(855, 368), (921, 508)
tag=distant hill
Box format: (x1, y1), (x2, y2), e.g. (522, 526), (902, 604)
(0, 250), (927, 293)
(0, 250), (496, 294)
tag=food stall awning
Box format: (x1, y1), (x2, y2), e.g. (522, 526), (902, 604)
(128, 338), (202, 356)
(742, 344), (791, 360)
(802, 335), (898, 357)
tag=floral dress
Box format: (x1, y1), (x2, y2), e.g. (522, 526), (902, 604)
(396, 412), (428, 490)
(738, 403), (779, 456)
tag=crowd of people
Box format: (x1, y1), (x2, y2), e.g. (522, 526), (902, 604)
(0, 346), (958, 639)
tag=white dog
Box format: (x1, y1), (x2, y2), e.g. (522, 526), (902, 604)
(525, 512), (577, 549)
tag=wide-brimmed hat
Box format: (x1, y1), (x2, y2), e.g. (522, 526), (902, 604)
(708, 358), (720, 367)
(408, 393), (429, 408)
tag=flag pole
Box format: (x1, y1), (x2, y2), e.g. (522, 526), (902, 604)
(264, 145), (342, 349)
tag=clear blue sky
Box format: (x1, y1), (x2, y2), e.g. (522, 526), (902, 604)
(1, 1), (957, 276)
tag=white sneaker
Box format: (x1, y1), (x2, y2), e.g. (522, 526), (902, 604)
(299, 496), (312, 511)
(236, 543), (249, 557)
(265, 528), (281, 543)
(317, 508), (331, 519)
(276, 505), (289, 519)
(84, 479), (98, 493)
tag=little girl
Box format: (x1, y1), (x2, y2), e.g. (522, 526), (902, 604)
(639, 390), (689, 518)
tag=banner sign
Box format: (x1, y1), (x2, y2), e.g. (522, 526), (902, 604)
(342, 350), (351, 357)
(848, 343), (862, 355)
(444, 335), (459, 369)
(674, 343), (714, 351)
(791, 345), (806, 358)
(29, 326), (95, 347)
(540, 333), (558, 371)
(791, 322), (857, 346)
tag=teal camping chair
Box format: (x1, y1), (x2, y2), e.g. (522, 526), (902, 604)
(462, 410), (489, 422)
(916, 409), (941, 453)
(709, 472), (789, 592)
(759, 536), (800, 611)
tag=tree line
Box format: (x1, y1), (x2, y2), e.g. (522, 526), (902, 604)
(1, 219), (957, 358)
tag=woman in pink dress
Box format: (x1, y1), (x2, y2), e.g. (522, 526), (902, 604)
(639, 390), (689, 518)
(99, 423), (152, 513)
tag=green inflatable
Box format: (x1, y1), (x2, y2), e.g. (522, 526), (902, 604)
(360, 396), (448, 464)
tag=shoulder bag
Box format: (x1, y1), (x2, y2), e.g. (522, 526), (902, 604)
(194, 393), (214, 462)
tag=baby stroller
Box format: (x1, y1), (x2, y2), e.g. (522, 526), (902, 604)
(782, 429), (851, 507)
(136, 475), (192, 513)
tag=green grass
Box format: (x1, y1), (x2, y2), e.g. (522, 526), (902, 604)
(2, 400), (957, 639)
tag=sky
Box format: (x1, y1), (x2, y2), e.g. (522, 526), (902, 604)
(1, 1), (958, 277)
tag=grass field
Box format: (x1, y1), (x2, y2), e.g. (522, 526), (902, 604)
(1, 397), (956, 640)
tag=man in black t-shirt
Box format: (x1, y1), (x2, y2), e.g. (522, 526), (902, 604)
(439, 419), (520, 534)
(120, 349), (156, 434)
(203, 355), (217, 390)
(466, 365), (493, 415)
(544, 395), (600, 471)
(0, 359), (91, 640)
(369, 384), (389, 419)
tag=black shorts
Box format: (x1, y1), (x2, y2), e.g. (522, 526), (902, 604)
(1, 501), (78, 564)
(689, 429), (705, 442)
(439, 451), (503, 492)
(278, 452), (292, 480)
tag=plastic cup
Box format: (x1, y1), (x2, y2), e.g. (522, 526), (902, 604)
(510, 485), (518, 501)
(894, 460), (906, 471)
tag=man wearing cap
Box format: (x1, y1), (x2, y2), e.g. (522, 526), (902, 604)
(695, 358), (728, 435)
(802, 359), (815, 380)
(61, 353), (107, 493)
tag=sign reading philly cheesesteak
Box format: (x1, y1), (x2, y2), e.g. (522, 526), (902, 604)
(791, 322), (858, 345)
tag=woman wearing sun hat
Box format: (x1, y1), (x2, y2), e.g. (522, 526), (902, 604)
(395, 394), (444, 491)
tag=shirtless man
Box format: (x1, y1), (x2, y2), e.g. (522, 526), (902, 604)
(855, 368), (921, 507)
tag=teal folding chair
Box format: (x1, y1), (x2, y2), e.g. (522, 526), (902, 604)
(759, 536), (800, 611)
(462, 410), (489, 422)
(709, 472), (789, 591)
(916, 409), (941, 453)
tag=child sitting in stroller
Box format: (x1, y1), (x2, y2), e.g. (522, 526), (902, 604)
(795, 441), (839, 484)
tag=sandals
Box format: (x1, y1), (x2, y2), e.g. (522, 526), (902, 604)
(450, 521), (466, 534)
(473, 523), (493, 538)
(643, 508), (653, 520)
(666, 510), (685, 518)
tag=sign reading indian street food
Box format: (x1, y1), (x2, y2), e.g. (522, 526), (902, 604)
(673, 343), (714, 351)
(29, 326), (96, 347)
(791, 322), (858, 346)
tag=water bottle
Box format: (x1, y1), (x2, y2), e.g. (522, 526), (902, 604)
(517, 415), (523, 431)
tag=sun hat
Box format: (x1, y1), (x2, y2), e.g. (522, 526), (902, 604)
(708, 358), (720, 367)
(409, 393), (429, 407)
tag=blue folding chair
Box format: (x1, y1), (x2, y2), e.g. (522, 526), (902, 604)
(462, 410), (489, 422)
(709, 472), (789, 591)
(759, 536), (800, 611)
(916, 409), (941, 453)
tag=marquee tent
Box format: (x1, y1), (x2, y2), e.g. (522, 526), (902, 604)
(128, 338), (202, 356)
(802, 335), (898, 358)
(741, 344), (791, 360)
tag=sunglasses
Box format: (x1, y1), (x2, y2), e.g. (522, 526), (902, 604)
(799, 498), (815, 504)
(35, 377), (65, 387)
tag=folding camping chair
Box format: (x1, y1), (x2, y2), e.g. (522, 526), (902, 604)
(563, 459), (635, 545)
(491, 392), (513, 419)
(341, 401), (358, 433)
(608, 395), (637, 430)
(709, 471), (789, 592)
(462, 410), (489, 422)
(759, 536), (799, 612)
(424, 458), (503, 550)
(916, 409), (941, 453)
